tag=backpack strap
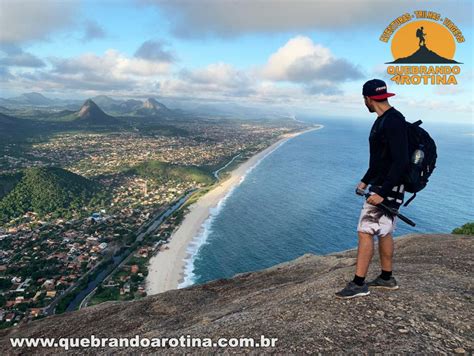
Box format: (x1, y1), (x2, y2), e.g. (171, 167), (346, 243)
(403, 193), (416, 207)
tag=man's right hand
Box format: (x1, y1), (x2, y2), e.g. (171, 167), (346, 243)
(357, 181), (367, 190)
(355, 181), (367, 195)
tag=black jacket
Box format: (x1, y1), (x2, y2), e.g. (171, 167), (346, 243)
(361, 107), (409, 198)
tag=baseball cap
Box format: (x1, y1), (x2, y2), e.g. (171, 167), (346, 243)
(362, 79), (395, 100)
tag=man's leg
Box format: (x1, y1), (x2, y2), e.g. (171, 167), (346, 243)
(378, 233), (394, 271)
(335, 202), (375, 298)
(366, 232), (399, 289)
(335, 232), (373, 298)
(355, 232), (375, 278)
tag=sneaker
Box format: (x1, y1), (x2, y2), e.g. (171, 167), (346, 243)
(367, 276), (399, 290)
(335, 281), (370, 299)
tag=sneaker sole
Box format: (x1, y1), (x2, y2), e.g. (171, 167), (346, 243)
(368, 285), (399, 290)
(335, 291), (370, 299)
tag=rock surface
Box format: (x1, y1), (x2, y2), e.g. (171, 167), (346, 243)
(1, 234), (472, 354)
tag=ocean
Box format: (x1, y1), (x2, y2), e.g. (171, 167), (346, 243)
(180, 118), (473, 287)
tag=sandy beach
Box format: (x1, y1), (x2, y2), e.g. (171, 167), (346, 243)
(145, 125), (323, 295)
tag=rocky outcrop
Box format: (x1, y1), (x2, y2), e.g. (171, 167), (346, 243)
(135, 98), (171, 116)
(74, 99), (118, 125)
(1, 234), (472, 354)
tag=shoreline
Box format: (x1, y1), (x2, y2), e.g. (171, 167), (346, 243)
(145, 125), (323, 295)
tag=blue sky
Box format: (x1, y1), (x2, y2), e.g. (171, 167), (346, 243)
(0, 0), (472, 123)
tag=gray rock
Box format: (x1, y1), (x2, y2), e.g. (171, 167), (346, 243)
(1, 234), (472, 354)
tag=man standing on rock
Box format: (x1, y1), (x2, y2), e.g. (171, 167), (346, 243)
(336, 79), (409, 299)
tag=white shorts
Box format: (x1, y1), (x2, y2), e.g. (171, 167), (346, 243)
(357, 200), (397, 237)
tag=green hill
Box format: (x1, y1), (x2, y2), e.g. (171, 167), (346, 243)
(130, 161), (215, 185)
(72, 99), (120, 125)
(0, 167), (106, 222)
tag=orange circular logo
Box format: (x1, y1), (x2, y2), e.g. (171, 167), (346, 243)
(388, 20), (459, 64)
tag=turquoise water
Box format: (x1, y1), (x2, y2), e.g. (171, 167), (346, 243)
(180, 118), (473, 287)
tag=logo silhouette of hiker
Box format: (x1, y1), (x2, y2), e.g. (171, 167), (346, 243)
(416, 27), (426, 47)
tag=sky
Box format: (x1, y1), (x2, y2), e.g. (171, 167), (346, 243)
(0, 0), (472, 123)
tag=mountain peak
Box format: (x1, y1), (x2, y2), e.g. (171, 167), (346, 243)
(93, 95), (113, 100)
(137, 98), (170, 116)
(13, 92), (53, 105)
(77, 99), (101, 117)
(83, 98), (96, 106)
(21, 92), (48, 100)
(143, 97), (164, 109)
(92, 95), (120, 106)
(75, 99), (118, 125)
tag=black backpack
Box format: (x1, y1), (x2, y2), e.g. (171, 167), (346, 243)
(401, 120), (437, 206)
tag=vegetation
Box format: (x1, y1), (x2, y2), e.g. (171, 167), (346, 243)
(452, 222), (474, 235)
(0, 167), (109, 222)
(135, 124), (190, 138)
(181, 185), (215, 210)
(0, 172), (23, 199)
(129, 160), (215, 185)
(90, 286), (121, 304)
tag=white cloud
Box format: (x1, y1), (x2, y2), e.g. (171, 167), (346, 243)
(0, 66), (14, 81)
(0, 0), (79, 44)
(433, 86), (465, 96)
(7, 36), (361, 101)
(10, 49), (173, 95)
(50, 49), (171, 78)
(0, 44), (45, 68)
(261, 36), (362, 92)
(262, 36), (332, 81)
(158, 63), (255, 99)
(139, 0), (472, 38)
(134, 40), (176, 62)
(179, 63), (251, 87)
